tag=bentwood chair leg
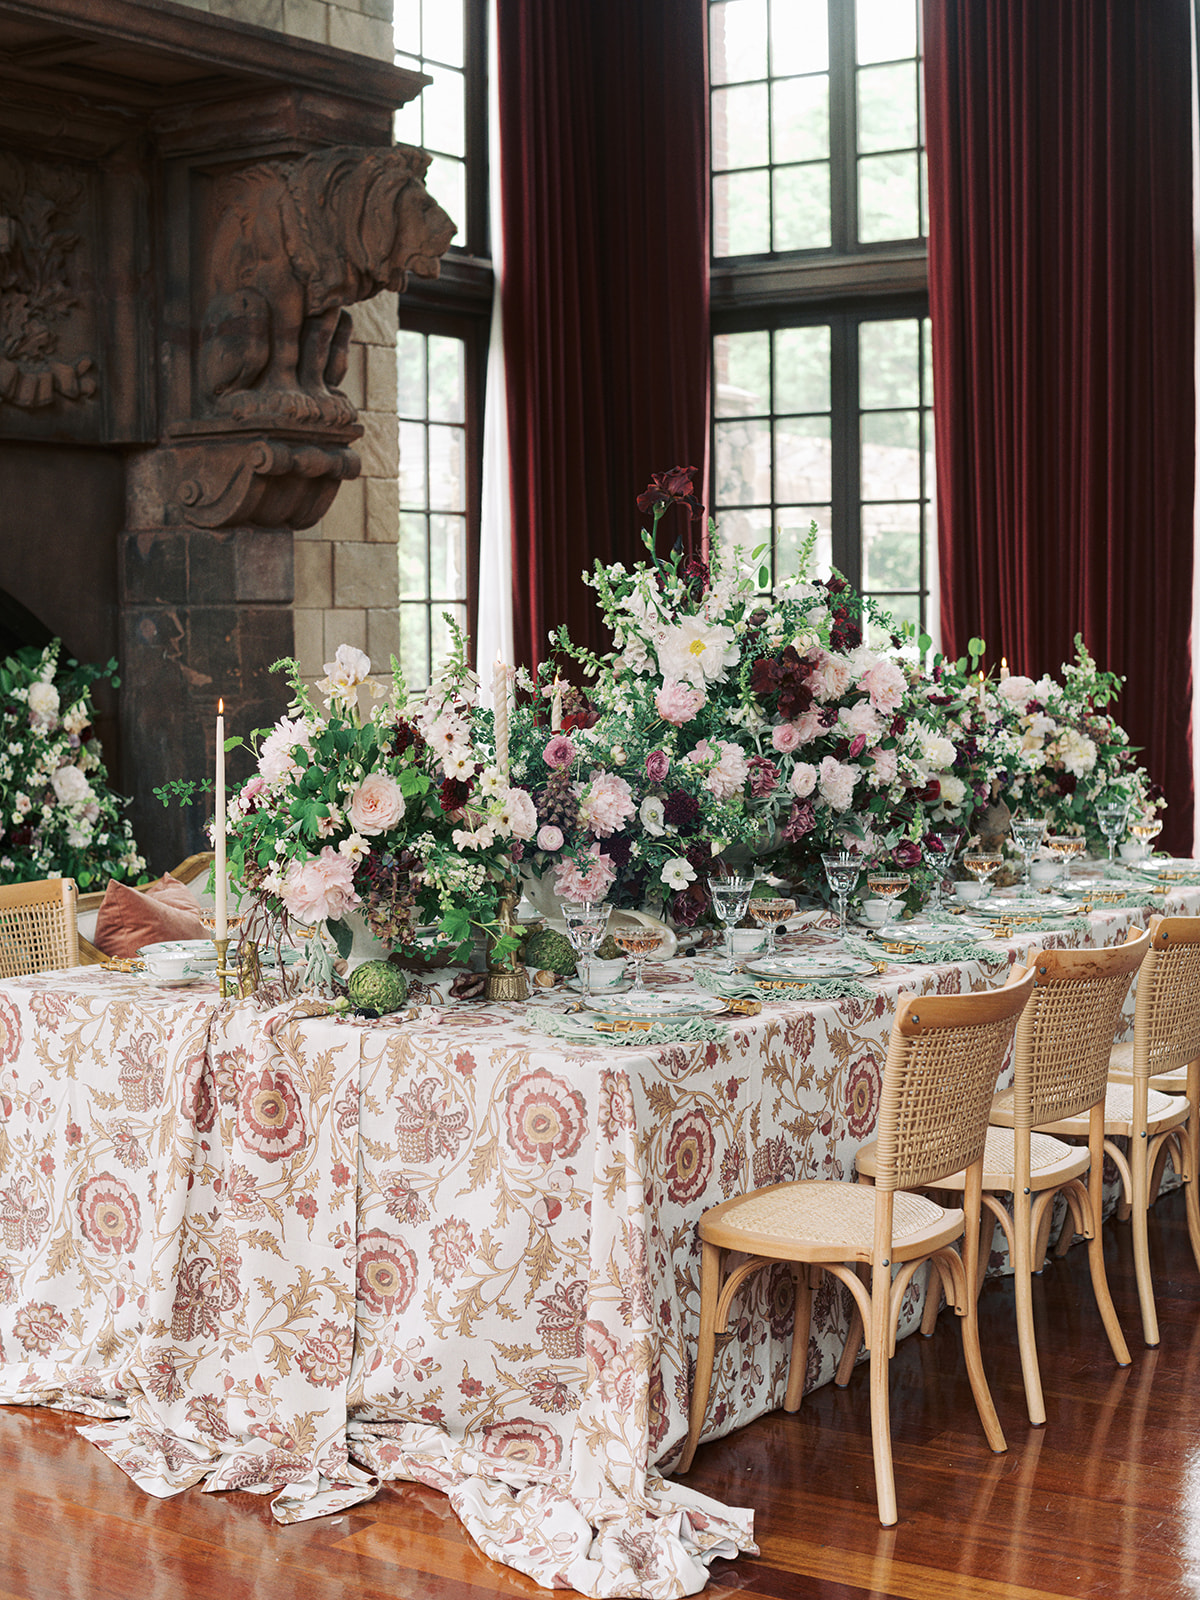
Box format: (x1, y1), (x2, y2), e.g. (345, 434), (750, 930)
(784, 1264), (816, 1412)
(678, 1240), (722, 1473)
(1010, 1189), (1046, 1426)
(1130, 1134), (1160, 1347)
(868, 1279), (897, 1527)
(1082, 1139), (1132, 1367)
(959, 1172), (1006, 1453)
(835, 1263), (869, 1387)
(1183, 1066), (1200, 1276)
(920, 1258), (946, 1336)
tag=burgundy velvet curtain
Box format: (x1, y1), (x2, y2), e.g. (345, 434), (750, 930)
(924, 0), (1196, 851)
(497, 0), (709, 670)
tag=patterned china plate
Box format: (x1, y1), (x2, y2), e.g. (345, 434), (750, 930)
(568, 978), (631, 995)
(1131, 857), (1200, 876)
(581, 993), (726, 1022)
(879, 921), (993, 944)
(976, 894), (1074, 917)
(744, 954), (878, 981)
(139, 939), (218, 970)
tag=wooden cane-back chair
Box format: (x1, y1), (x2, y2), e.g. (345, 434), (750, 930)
(1044, 916), (1200, 1346)
(0, 877), (80, 977)
(874, 929), (1148, 1426)
(676, 965), (1035, 1526)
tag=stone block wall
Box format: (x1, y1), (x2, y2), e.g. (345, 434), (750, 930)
(175, 0), (401, 701)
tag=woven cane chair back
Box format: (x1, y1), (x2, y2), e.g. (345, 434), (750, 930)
(1128, 918), (1200, 1082)
(874, 970), (1036, 1192)
(1014, 931), (1149, 1129)
(0, 877), (80, 978)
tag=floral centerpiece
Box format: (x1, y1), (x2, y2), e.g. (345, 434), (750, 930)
(220, 642), (534, 966)
(907, 636), (1162, 855)
(509, 469), (936, 922)
(0, 642), (145, 887)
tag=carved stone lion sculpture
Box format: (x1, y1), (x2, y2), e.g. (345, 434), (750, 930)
(199, 144), (456, 428)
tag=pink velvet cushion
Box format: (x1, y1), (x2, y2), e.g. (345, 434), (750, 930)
(92, 874), (208, 958)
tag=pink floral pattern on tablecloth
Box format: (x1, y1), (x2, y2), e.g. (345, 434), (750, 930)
(0, 892), (1191, 1598)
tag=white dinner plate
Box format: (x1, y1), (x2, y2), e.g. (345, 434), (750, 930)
(976, 894), (1074, 917)
(568, 977), (631, 995)
(1132, 857), (1200, 876)
(582, 992), (726, 1022)
(745, 954), (878, 981)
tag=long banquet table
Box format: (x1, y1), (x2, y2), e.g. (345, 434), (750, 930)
(1, 884), (1196, 1599)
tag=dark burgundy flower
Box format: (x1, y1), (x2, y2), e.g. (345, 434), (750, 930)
(684, 841), (708, 871)
(662, 790), (700, 833)
(1057, 772), (1078, 795)
(605, 834), (633, 869)
(783, 800), (817, 841)
(392, 718), (426, 758)
(747, 755), (780, 798)
(750, 656), (783, 697)
(892, 840), (922, 869)
(914, 777), (942, 804)
(847, 734), (867, 758)
(670, 888), (704, 927)
(637, 465), (704, 520)
(438, 776), (472, 812)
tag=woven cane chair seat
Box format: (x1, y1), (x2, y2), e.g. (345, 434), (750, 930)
(1013, 1081), (1187, 1140)
(700, 1181), (958, 1261)
(1108, 1037), (1189, 1094)
(857, 1125), (1087, 1193)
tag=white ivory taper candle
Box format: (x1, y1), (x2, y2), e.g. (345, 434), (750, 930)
(551, 674), (563, 732)
(492, 654), (510, 779)
(215, 698), (227, 939)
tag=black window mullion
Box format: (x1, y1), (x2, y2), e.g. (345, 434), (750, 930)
(829, 312), (859, 588)
(827, 0), (856, 253)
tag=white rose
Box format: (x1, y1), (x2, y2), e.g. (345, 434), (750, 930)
(51, 765), (92, 807)
(27, 681), (60, 722)
(937, 773), (967, 808)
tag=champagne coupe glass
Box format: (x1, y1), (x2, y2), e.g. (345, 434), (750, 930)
(748, 897), (796, 959)
(613, 927), (664, 994)
(1096, 799), (1129, 871)
(822, 852), (860, 939)
(563, 901), (611, 998)
(1130, 813), (1163, 858)
(865, 872), (909, 934)
(1044, 834), (1084, 888)
(962, 850), (1003, 899)
(1010, 816), (1047, 892)
(710, 876), (753, 971)
(921, 828), (962, 919)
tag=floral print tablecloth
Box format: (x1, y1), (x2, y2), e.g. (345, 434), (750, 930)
(0, 894), (1193, 1599)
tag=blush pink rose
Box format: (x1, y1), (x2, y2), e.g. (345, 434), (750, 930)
(644, 749), (670, 783)
(793, 708), (825, 744)
(279, 847), (361, 924)
(818, 755), (857, 811)
(655, 681), (706, 727)
(857, 657), (907, 714)
(537, 825), (565, 851)
(789, 761), (818, 799)
(347, 773), (405, 836)
(771, 722), (803, 754)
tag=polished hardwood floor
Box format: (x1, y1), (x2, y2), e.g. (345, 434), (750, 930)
(2, 1191), (1199, 1600)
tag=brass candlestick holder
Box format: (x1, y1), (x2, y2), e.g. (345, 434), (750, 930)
(484, 890), (528, 1003)
(212, 936), (232, 999)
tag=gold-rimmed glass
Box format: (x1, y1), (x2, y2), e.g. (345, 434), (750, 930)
(748, 897), (796, 958)
(865, 872), (908, 933)
(613, 928), (664, 993)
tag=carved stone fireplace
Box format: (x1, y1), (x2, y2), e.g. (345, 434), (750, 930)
(0, 0), (451, 870)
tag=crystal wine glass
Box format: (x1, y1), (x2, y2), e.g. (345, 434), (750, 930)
(921, 829), (962, 919)
(1129, 813), (1163, 858)
(1010, 816), (1047, 892)
(865, 872), (909, 933)
(710, 876), (753, 971)
(822, 852), (860, 939)
(962, 850), (1003, 899)
(562, 901), (611, 998)
(613, 927), (663, 994)
(748, 897), (796, 959)
(1096, 800), (1129, 871)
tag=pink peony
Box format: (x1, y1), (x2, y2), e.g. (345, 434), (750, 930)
(258, 717), (313, 784)
(496, 785), (538, 840)
(856, 656), (907, 714)
(818, 755), (857, 811)
(279, 847), (361, 924)
(644, 749), (670, 783)
(347, 773), (405, 836)
(793, 708), (825, 744)
(840, 701), (883, 743)
(771, 722), (802, 754)
(789, 761), (818, 798)
(554, 848), (617, 904)
(869, 745), (899, 784)
(809, 651), (854, 704)
(542, 734), (577, 770)
(578, 772), (636, 837)
(537, 825), (564, 851)
(655, 681), (706, 727)
(704, 741), (750, 801)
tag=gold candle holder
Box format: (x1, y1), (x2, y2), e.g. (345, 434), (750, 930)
(212, 936), (231, 999)
(485, 890), (528, 1004)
